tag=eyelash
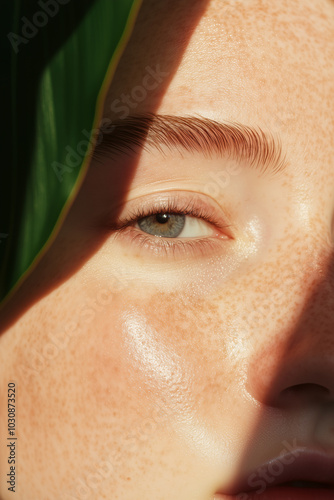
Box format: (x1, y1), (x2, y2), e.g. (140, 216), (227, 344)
(109, 196), (232, 258)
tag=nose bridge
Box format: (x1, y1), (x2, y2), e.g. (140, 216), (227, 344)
(245, 244), (334, 407)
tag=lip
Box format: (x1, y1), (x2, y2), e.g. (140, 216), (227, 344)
(214, 449), (334, 499)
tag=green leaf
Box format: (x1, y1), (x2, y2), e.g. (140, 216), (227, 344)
(1, 0), (142, 304)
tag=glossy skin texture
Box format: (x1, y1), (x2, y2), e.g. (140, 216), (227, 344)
(1, 0), (334, 499)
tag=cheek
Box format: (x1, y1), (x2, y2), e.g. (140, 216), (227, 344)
(80, 291), (196, 433)
(0, 274), (273, 498)
(0, 285), (154, 494)
(94, 288), (250, 462)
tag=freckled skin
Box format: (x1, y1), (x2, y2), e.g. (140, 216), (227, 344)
(1, 0), (334, 499)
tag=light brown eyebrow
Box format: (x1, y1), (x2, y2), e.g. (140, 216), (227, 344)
(92, 113), (288, 177)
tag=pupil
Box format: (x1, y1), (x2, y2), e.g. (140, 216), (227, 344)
(156, 213), (170, 224)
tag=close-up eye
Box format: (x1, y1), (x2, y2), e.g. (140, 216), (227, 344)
(136, 212), (215, 238)
(108, 194), (233, 258)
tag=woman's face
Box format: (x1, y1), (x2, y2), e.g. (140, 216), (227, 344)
(1, 0), (334, 499)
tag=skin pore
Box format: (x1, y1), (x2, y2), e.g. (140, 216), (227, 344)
(1, 0), (334, 499)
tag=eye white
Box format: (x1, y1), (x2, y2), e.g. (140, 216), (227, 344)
(174, 216), (215, 238)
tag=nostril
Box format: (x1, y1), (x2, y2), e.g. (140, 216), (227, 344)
(281, 383), (331, 404)
(246, 349), (334, 408)
(283, 383), (330, 395)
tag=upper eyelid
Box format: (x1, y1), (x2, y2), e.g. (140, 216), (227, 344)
(107, 190), (223, 223)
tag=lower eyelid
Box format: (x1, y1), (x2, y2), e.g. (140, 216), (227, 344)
(112, 224), (232, 260)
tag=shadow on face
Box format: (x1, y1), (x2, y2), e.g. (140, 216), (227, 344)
(0, 0), (211, 334)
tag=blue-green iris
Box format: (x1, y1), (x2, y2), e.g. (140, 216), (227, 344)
(138, 213), (186, 237)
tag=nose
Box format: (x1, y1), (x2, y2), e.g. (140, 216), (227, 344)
(245, 256), (334, 409)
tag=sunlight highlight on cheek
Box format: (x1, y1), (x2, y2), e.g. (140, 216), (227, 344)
(121, 310), (233, 463)
(123, 310), (183, 384)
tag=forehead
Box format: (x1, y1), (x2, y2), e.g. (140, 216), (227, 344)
(165, 0), (334, 106)
(104, 0), (334, 176)
(164, 0), (333, 154)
